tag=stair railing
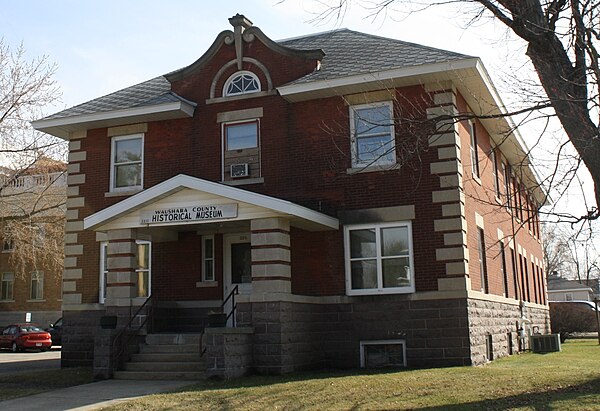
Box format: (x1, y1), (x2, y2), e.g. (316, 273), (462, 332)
(221, 285), (239, 327)
(112, 294), (154, 372)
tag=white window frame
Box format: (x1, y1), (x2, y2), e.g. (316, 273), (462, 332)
(468, 120), (480, 178)
(344, 221), (415, 296)
(110, 133), (144, 192)
(565, 292), (573, 301)
(0, 272), (14, 301)
(99, 242), (108, 304)
(202, 235), (215, 282)
(349, 101), (396, 168)
(223, 71), (261, 97)
(360, 339), (407, 368)
(491, 149), (500, 197)
(136, 240), (151, 298)
(30, 271), (44, 300)
(2, 239), (14, 253)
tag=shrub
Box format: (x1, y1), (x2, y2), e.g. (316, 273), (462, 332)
(549, 302), (598, 341)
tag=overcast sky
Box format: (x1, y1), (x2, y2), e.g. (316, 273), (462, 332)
(3, 0), (595, 219)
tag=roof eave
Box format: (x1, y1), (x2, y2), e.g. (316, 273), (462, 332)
(277, 58), (549, 206)
(83, 174), (339, 232)
(31, 100), (196, 140)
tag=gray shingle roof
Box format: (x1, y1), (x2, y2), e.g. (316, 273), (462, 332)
(547, 276), (593, 291)
(45, 76), (174, 120)
(280, 29), (471, 85)
(43, 29), (471, 121)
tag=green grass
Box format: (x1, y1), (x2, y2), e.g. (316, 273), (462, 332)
(106, 339), (600, 411)
(0, 367), (93, 401)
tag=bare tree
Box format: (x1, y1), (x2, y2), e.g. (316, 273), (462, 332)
(0, 39), (66, 280)
(303, 0), (600, 222)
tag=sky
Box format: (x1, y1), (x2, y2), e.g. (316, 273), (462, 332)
(2, 0), (595, 221)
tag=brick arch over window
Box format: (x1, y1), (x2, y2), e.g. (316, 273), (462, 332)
(210, 58), (273, 99)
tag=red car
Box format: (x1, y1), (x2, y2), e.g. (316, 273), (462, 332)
(0, 324), (52, 352)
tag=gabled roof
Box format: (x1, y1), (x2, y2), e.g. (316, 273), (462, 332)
(280, 29), (471, 85)
(83, 174), (339, 232)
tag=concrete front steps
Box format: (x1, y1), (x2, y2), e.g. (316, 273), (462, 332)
(114, 333), (205, 380)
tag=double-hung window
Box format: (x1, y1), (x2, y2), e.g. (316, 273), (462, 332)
(491, 150), (500, 197)
(468, 120), (480, 178)
(30, 272), (44, 300)
(345, 222), (414, 295)
(136, 240), (151, 298)
(111, 134), (143, 191)
(99, 242), (108, 303)
(202, 236), (215, 282)
(1, 273), (14, 301)
(349, 102), (395, 168)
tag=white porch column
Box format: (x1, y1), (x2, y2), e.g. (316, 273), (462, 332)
(250, 218), (291, 296)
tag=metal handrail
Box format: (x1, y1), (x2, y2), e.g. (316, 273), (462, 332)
(221, 285), (239, 327)
(112, 295), (154, 371)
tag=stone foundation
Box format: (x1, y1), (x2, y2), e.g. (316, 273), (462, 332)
(61, 309), (104, 367)
(467, 298), (550, 365)
(203, 327), (254, 379)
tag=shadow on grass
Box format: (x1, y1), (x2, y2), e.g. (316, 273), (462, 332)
(417, 377), (600, 411)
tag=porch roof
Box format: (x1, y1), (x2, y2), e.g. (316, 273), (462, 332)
(83, 174), (339, 232)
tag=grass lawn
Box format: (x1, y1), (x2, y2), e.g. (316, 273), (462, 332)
(106, 339), (600, 411)
(0, 367), (92, 401)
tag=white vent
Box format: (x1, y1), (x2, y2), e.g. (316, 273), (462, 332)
(531, 334), (561, 353)
(230, 163), (249, 178)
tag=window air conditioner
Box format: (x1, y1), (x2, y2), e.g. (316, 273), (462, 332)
(230, 163), (249, 178)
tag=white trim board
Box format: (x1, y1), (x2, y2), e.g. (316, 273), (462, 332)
(84, 174), (339, 232)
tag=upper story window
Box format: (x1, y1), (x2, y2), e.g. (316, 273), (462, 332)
(2, 239), (14, 253)
(491, 150), (500, 198)
(468, 120), (480, 178)
(111, 134), (144, 192)
(225, 121), (258, 150)
(223, 71), (261, 97)
(1, 273), (14, 301)
(344, 221), (414, 296)
(30, 271), (44, 300)
(349, 102), (395, 168)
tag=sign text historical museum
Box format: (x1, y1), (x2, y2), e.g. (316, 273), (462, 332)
(140, 204), (238, 224)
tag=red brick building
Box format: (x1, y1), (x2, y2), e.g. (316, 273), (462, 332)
(0, 161), (65, 328)
(33, 15), (549, 377)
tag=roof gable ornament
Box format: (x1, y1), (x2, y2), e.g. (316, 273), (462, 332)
(225, 14), (255, 70)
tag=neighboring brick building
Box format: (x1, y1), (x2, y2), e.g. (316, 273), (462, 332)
(0, 160), (65, 327)
(33, 15), (549, 376)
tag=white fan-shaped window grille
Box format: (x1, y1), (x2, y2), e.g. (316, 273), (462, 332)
(223, 71), (261, 96)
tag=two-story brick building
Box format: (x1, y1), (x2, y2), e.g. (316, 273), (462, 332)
(33, 15), (549, 377)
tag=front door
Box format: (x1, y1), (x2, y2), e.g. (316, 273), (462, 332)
(223, 233), (252, 325)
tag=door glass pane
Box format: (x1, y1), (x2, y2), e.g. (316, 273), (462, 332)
(138, 243), (149, 269)
(137, 271), (149, 297)
(231, 243), (251, 284)
(381, 227), (409, 256)
(350, 229), (376, 258)
(351, 260), (377, 289)
(382, 257), (411, 288)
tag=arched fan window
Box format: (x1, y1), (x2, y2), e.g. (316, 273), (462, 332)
(223, 71), (261, 96)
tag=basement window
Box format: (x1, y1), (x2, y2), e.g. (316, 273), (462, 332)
(360, 340), (407, 368)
